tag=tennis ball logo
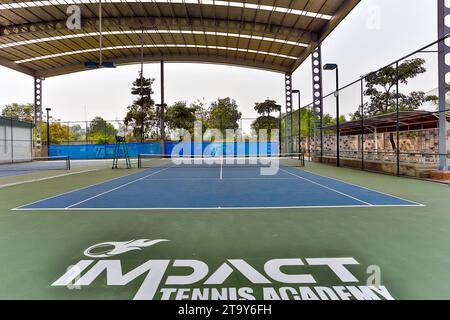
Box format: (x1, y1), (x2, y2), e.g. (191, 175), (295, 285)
(84, 239), (169, 258)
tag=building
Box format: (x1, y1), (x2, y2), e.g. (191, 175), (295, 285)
(0, 116), (33, 163)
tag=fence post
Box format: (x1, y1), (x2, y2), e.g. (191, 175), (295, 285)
(10, 118), (13, 163)
(396, 62), (400, 177)
(360, 78), (365, 171)
(104, 121), (107, 159)
(85, 121), (89, 159)
(67, 122), (70, 145)
(308, 104), (311, 158)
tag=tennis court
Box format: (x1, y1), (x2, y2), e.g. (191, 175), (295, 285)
(15, 156), (421, 210)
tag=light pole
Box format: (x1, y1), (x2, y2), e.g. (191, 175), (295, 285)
(155, 103), (167, 140)
(324, 63), (340, 167)
(276, 104), (282, 155)
(45, 107), (51, 157)
(292, 90), (301, 155)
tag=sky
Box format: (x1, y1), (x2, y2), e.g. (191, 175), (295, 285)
(0, 0), (439, 125)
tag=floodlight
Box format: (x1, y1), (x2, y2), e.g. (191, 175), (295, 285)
(323, 63), (338, 70)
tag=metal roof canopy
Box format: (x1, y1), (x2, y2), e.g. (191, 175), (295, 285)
(323, 111), (450, 136)
(0, 0), (360, 77)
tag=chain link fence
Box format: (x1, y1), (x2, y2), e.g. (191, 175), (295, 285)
(280, 37), (449, 178)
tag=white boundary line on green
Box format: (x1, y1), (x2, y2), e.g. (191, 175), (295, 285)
(142, 177), (299, 181)
(0, 169), (98, 189)
(11, 204), (425, 211)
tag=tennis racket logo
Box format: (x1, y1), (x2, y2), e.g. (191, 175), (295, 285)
(84, 239), (169, 258)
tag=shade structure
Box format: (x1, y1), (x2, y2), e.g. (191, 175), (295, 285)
(0, 0), (360, 77)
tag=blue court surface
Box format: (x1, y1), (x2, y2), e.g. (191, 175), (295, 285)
(14, 164), (422, 210)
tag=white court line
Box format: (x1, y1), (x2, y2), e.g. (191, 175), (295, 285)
(12, 204), (424, 211)
(295, 167), (424, 206)
(65, 166), (173, 209)
(142, 177), (299, 181)
(220, 163), (223, 180)
(279, 168), (373, 206)
(13, 167), (158, 210)
(0, 169), (98, 189)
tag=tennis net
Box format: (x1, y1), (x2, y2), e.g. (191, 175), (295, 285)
(138, 154), (305, 169)
(0, 156), (71, 172)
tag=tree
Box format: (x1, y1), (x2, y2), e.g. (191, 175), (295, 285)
(1, 103), (34, 122)
(354, 58), (437, 150)
(89, 117), (117, 136)
(124, 75), (155, 140)
(42, 122), (70, 145)
(88, 117), (118, 144)
(290, 108), (313, 137)
(251, 116), (280, 133)
(165, 101), (197, 136)
(191, 98), (208, 121)
(254, 99), (281, 118)
(69, 124), (85, 142)
(251, 100), (281, 139)
(207, 97), (242, 135)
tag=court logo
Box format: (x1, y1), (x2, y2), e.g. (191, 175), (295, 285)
(84, 239), (169, 258)
(53, 239), (395, 301)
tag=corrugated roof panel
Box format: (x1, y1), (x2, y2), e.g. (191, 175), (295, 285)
(0, 0), (360, 76)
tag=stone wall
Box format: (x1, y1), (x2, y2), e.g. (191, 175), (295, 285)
(295, 129), (440, 156)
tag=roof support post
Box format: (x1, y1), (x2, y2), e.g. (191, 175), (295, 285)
(438, 0), (450, 171)
(284, 72), (293, 154)
(34, 77), (44, 157)
(311, 46), (324, 160)
(160, 60), (166, 141)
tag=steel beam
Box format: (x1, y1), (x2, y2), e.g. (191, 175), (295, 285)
(289, 0), (361, 72)
(284, 73), (294, 154)
(36, 54), (290, 78)
(0, 57), (36, 76)
(34, 77), (44, 156)
(311, 46), (324, 159)
(0, 17), (313, 45)
(438, 0), (450, 170)
(160, 61), (165, 141)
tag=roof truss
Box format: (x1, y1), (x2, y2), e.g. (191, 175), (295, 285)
(0, 0), (361, 77)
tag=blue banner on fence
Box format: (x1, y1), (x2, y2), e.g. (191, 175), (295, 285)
(164, 142), (279, 157)
(50, 141), (279, 159)
(49, 142), (162, 159)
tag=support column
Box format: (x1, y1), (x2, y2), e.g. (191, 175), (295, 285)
(438, 0), (450, 171)
(160, 60), (166, 141)
(34, 77), (44, 157)
(284, 72), (293, 154)
(311, 46), (324, 159)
